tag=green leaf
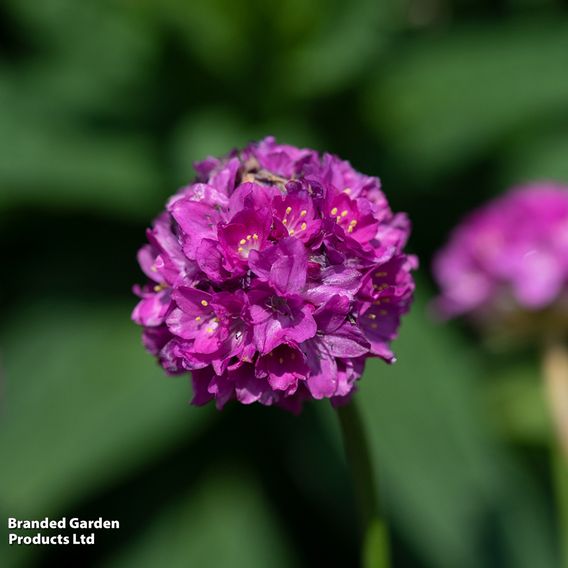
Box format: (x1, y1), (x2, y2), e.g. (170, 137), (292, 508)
(0, 303), (214, 518)
(484, 362), (552, 444)
(140, 0), (254, 78)
(106, 470), (298, 568)
(336, 284), (556, 567)
(500, 130), (568, 188)
(170, 108), (254, 183)
(5, 0), (157, 114)
(0, 97), (163, 218)
(365, 20), (568, 181)
(277, 0), (392, 98)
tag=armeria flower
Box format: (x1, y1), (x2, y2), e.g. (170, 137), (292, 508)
(434, 183), (568, 334)
(133, 137), (416, 411)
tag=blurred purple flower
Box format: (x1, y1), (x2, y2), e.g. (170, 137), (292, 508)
(133, 137), (416, 411)
(434, 183), (568, 323)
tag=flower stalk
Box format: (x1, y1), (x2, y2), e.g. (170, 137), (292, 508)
(338, 399), (389, 568)
(542, 338), (568, 568)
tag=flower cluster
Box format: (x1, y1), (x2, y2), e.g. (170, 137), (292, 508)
(133, 137), (416, 411)
(434, 183), (568, 324)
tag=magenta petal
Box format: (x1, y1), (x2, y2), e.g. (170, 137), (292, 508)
(249, 287), (317, 354)
(305, 265), (362, 305)
(132, 289), (172, 327)
(256, 344), (308, 393)
(133, 136), (416, 412)
(314, 294), (351, 333)
(196, 239), (231, 283)
(249, 237), (307, 295)
(190, 368), (215, 406)
(303, 338), (338, 399)
(320, 322), (370, 358)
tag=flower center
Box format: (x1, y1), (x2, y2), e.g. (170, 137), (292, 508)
(237, 233), (260, 257)
(282, 206), (309, 236)
(330, 207), (358, 233)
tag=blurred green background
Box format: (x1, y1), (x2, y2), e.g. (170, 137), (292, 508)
(1, 0), (567, 566)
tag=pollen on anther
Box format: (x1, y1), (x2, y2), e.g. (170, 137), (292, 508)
(201, 300), (208, 307)
(206, 327), (214, 333)
(282, 219), (288, 225)
(289, 229), (295, 236)
(300, 222), (307, 231)
(253, 233), (259, 240)
(368, 313), (377, 320)
(341, 210), (348, 217)
(285, 206), (292, 215)
(239, 238), (247, 245)
(300, 210), (307, 217)
(375, 271), (387, 277)
(343, 188), (351, 194)
(238, 247), (244, 252)
(330, 207), (338, 216)
(246, 234), (252, 241)
(195, 316), (201, 321)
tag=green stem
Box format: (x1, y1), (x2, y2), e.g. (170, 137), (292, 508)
(337, 399), (390, 568)
(551, 446), (568, 568)
(542, 340), (568, 568)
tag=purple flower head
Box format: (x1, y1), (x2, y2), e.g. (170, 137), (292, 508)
(133, 137), (416, 411)
(434, 183), (568, 330)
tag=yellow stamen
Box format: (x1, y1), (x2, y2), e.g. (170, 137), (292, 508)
(239, 238), (247, 245)
(285, 206), (292, 215)
(282, 219), (287, 225)
(300, 210), (307, 217)
(253, 233), (259, 240)
(368, 313), (377, 320)
(349, 220), (357, 226)
(238, 247), (244, 253)
(341, 210), (348, 217)
(343, 188), (351, 194)
(330, 207), (338, 216)
(201, 300), (208, 307)
(300, 222), (307, 231)
(195, 316), (201, 321)
(289, 229), (295, 236)
(375, 271), (387, 277)
(150, 265), (158, 272)
(206, 328), (213, 333)
(336, 216), (341, 223)
(246, 234), (252, 241)
(347, 226), (354, 233)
